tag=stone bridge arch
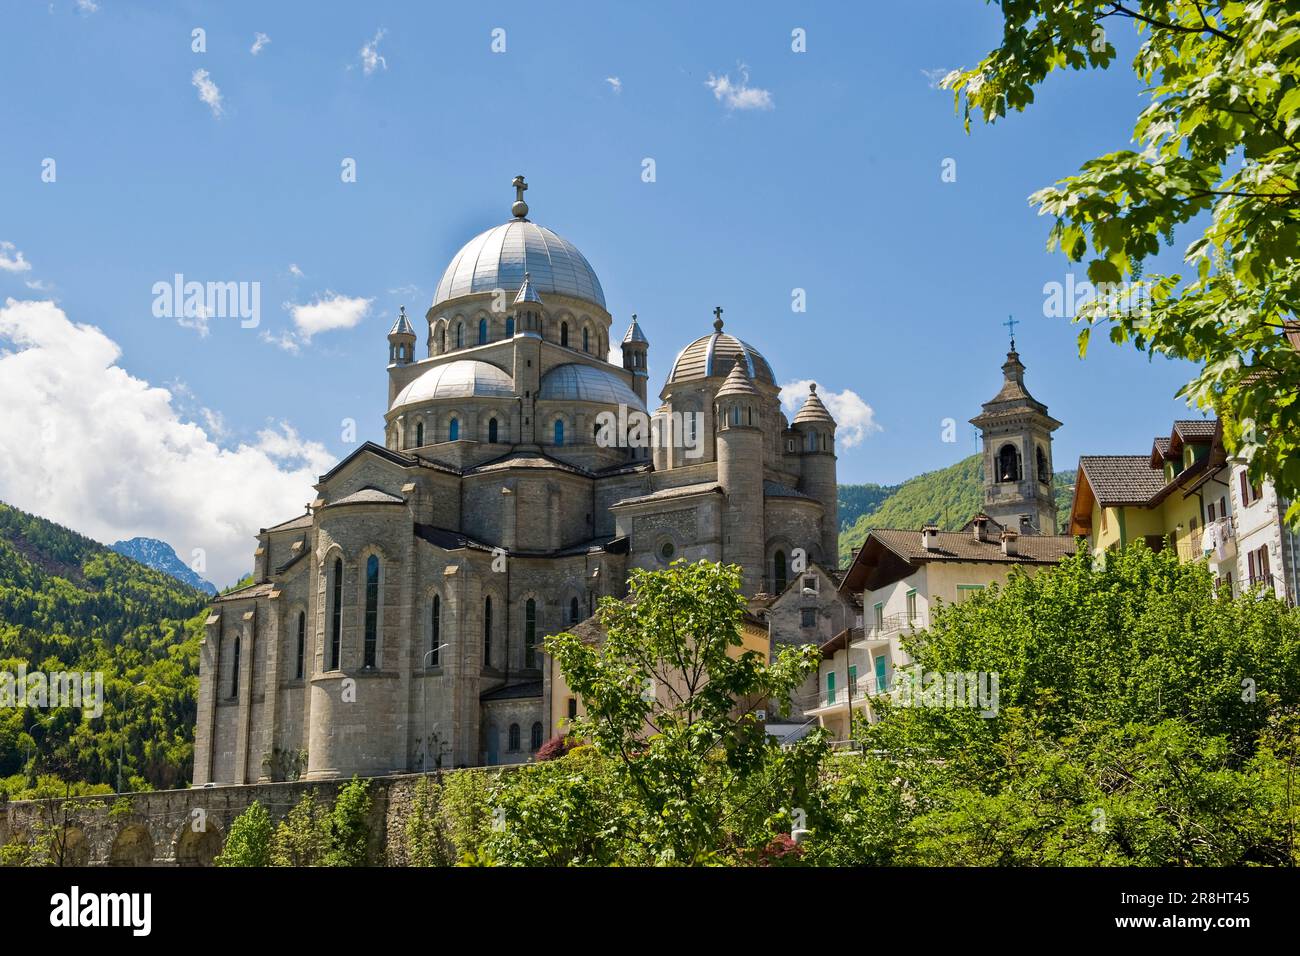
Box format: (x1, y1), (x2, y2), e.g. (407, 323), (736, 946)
(173, 818), (225, 866)
(109, 824), (154, 866)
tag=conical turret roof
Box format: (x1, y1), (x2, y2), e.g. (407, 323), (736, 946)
(792, 382), (835, 425)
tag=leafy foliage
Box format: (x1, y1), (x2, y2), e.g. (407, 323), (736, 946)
(215, 800), (272, 867)
(945, 0), (1300, 521)
(0, 502), (209, 792)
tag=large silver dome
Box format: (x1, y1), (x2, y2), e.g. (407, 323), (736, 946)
(433, 219), (606, 311)
(391, 360), (514, 409)
(538, 363), (646, 411)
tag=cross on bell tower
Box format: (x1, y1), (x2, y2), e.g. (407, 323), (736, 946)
(1003, 314), (1019, 350)
(713, 305), (724, 332)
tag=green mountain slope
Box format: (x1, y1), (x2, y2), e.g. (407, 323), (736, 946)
(0, 502), (209, 796)
(838, 455), (1077, 565)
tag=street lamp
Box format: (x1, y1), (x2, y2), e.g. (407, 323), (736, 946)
(421, 645), (449, 770)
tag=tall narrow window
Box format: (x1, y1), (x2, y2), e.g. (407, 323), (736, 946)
(456, 323), (464, 348)
(330, 558), (343, 670)
(295, 611), (305, 679)
(582, 328), (589, 352)
(415, 422), (424, 447)
(525, 598), (537, 668)
(1036, 446), (1050, 483)
(570, 596), (580, 624)
(509, 723), (521, 752)
(488, 418), (498, 443)
(561, 322), (569, 347)
(362, 555), (379, 668)
(448, 418), (460, 442)
(440, 327), (446, 352)
(483, 596), (492, 667)
(553, 420), (564, 446)
(430, 594), (441, 666)
(530, 722), (543, 750)
(998, 443), (1021, 482)
(826, 671), (836, 705)
(505, 316), (515, 337)
(773, 550), (787, 593)
(231, 635), (241, 698)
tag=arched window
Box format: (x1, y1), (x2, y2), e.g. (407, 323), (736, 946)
(230, 634), (241, 698)
(732, 406), (742, 426)
(329, 557), (343, 670)
(553, 420), (564, 446)
(415, 422), (424, 447)
(363, 554), (379, 668)
(525, 598), (537, 668)
(1037, 446), (1050, 483)
(488, 418), (499, 443)
(998, 443), (1022, 482)
(430, 594), (441, 666)
(561, 322), (569, 347)
(295, 611), (305, 679)
(439, 326), (447, 353)
(505, 316), (515, 337)
(570, 596), (580, 624)
(483, 596), (492, 667)
(530, 722), (544, 751)
(582, 327), (589, 352)
(448, 417), (460, 442)
(478, 317), (487, 344)
(806, 430), (816, 451)
(509, 723), (521, 752)
(774, 550), (787, 593)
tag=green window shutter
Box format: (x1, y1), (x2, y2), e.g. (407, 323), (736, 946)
(826, 671), (836, 704)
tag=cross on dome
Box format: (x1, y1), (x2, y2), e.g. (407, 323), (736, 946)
(511, 175), (529, 219)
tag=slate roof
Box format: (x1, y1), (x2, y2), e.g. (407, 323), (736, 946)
(1078, 455), (1169, 507)
(327, 487), (406, 507)
(610, 481), (722, 509)
(763, 480), (815, 500)
(481, 680), (543, 702)
(263, 513), (313, 534)
(213, 581), (275, 603)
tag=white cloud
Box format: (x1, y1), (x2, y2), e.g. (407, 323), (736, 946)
(0, 298), (333, 586)
(288, 263), (304, 279)
(250, 32), (271, 55)
(779, 379), (881, 449)
(191, 68), (223, 117)
(259, 328), (302, 354)
(922, 67), (955, 90)
(705, 64), (773, 111)
(287, 291), (372, 340)
(360, 28), (387, 75)
(25, 278), (53, 292)
(176, 303), (210, 338)
(75, 0), (98, 14)
(0, 242), (32, 274)
(605, 76), (622, 94)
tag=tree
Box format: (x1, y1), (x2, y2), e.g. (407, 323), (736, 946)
(270, 793), (330, 866)
(325, 776), (372, 867)
(945, 1), (1300, 520)
(214, 801), (272, 867)
(543, 560), (822, 864)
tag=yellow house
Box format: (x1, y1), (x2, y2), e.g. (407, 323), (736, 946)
(1069, 419), (1228, 565)
(545, 601), (770, 740)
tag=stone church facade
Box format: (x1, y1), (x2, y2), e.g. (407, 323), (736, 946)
(193, 178), (839, 783)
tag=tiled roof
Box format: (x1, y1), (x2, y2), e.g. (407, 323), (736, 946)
(1078, 455), (1168, 506)
(1173, 419), (1217, 441)
(1152, 436), (1171, 456)
(869, 528), (1077, 565)
(213, 581), (274, 603)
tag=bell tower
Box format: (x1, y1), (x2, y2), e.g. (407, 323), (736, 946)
(969, 322), (1062, 534)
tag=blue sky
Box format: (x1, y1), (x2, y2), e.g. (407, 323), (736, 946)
(0, 1), (1203, 583)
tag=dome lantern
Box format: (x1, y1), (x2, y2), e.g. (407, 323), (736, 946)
(387, 305), (416, 365)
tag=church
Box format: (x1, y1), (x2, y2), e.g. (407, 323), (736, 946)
(192, 178), (840, 782)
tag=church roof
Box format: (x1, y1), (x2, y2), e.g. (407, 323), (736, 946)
(433, 219), (606, 310)
(262, 512), (313, 534)
(538, 362), (646, 410)
(791, 383), (835, 425)
(388, 307), (415, 338)
(513, 272), (543, 307)
(970, 347), (1062, 430)
(326, 487), (406, 508)
(609, 481), (723, 509)
(714, 359), (759, 399)
(666, 313), (775, 387)
(390, 359), (515, 410)
(481, 680), (543, 702)
(763, 480), (815, 500)
(622, 315), (648, 345)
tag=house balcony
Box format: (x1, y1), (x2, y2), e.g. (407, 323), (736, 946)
(852, 613), (927, 649)
(1175, 516), (1236, 564)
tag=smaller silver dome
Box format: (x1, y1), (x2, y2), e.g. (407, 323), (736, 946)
(391, 360), (514, 409)
(538, 363), (646, 411)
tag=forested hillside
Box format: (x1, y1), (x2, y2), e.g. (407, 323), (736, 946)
(838, 455), (1077, 565)
(0, 502), (209, 797)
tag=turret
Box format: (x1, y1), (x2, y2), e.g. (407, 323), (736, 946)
(388, 306), (416, 365)
(621, 314), (650, 404)
(793, 383), (839, 566)
(511, 274), (544, 446)
(715, 360), (765, 595)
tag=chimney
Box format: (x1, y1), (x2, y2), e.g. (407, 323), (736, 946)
(972, 514), (989, 543)
(921, 524), (940, 552)
(1001, 528), (1019, 556)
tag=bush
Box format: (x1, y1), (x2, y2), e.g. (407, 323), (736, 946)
(214, 801), (271, 867)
